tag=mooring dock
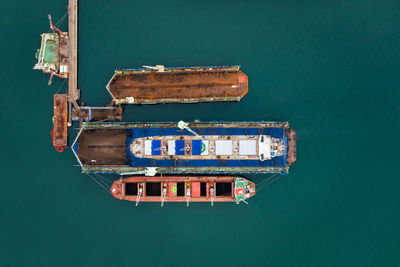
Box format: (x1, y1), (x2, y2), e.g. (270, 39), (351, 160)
(50, 0), (124, 150)
(51, 0), (79, 148)
(67, 0), (80, 117)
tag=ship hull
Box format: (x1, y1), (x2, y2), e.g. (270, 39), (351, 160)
(111, 176), (255, 204)
(72, 121), (296, 175)
(106, 66), (248, 104)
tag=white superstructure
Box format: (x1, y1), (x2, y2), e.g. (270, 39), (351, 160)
(131, 135), (285, 161)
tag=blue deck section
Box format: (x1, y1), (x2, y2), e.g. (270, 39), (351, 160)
(192, 140), (202, 155)
(151, 140), (161, 155)
(72, 139), (78, 155)
(125, 127), (287, 168)
(175, 140), (185, 155)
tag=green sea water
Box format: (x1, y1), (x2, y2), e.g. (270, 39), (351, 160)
(1, 0), (399, 266)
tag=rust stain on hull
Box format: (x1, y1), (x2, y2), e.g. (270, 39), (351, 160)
(286, 128), (296, 166)
(53, 94), (68, 147)
(107, 67), (248, 104)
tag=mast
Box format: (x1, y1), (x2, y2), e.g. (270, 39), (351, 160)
(136, 183), (143, 206)
(210, 182), (215, 207)
(48, 14), (65, 34)
(186, 182), (191, 207)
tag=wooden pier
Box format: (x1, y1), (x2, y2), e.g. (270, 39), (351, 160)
(52, 0), (78, 148)
(67, 0), (80, 117)
(52, 0), (123, 149)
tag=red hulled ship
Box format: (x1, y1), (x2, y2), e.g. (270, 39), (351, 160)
(111, 176), (255, 206)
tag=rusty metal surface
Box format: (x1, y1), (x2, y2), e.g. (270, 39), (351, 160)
(78, 129), (128, 165)
(81, 121), (290, 130)
(286, 128), (297, 166)
(67, 0), (80, 113)
(107, 68), (248, 104)
(53, 94), (68, 146)
(58, 32), (69, 78)
(71, 107), (123, 122)
(82, 166), (289, 174)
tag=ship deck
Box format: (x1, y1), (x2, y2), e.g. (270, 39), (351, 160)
(77, 129), (129, 165)
(107, 69), (248, 104)
(111, 176), (255, 203)
(126, 127), (287, 168)
(74, 124), (291, 172)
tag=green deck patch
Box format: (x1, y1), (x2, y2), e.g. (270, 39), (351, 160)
(33, 33), (60, 73)
(235, 177), (248, 203)
(43, 39), (57, 63)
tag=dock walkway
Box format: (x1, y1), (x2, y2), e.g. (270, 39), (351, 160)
(67, 0), (80, 114)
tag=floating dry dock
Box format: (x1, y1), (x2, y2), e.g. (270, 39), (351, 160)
(72, 121), (296, 174)
(106, 66), (248, 104)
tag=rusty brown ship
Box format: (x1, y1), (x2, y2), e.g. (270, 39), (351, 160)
(106, 65), (248, 104)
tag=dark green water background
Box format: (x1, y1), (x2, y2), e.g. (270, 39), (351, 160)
(1, 0), (399, 266)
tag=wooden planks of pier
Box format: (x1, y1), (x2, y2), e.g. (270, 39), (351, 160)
(67, 0), (80, 114)
(53, 94), (68, 147)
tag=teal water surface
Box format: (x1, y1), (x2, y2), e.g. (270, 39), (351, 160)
(1, 0), (399, 266)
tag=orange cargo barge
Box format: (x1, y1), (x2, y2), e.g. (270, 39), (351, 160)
(106, 65), (248, 104)
(111, 176), (255, 206)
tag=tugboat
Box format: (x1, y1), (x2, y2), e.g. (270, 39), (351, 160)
(33, 15), (69, 85)
(110, 176), (255, 206)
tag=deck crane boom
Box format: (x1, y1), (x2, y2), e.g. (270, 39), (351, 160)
(48, 14), (65, 34)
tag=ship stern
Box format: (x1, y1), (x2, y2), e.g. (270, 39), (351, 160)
(110, 179), (123, 200)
